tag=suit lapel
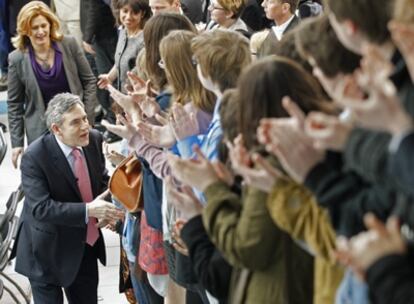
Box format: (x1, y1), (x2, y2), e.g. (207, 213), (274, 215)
(47, 134), (83, 200)
(283, 15), (299, 34)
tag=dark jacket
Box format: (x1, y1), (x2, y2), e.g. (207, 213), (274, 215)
(80, 0), (117, 44)
(366, 253), (414, 304)
(304, 152), (395, 237)
(12, 130), (108, 287)
(180, 215), (232, 303)
(257, 15), (300, 58)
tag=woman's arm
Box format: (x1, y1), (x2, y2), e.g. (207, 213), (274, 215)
(7, 52), (26, 148)
(267, 179), (337, 262)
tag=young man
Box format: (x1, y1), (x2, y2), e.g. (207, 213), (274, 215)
(258, 0), (300, 57)
(11, 93), (123, 304)
(149, 0), (181, 15)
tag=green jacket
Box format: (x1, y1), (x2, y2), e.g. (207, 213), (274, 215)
(203, 181), (314, 304)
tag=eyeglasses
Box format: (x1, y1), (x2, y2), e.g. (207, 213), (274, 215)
(158, 59), (165, 69)
(208, 3), (225, 10)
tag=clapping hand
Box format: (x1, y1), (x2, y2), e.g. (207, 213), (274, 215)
(101, 114), (139, 141)
(167, 146), (219, 192)
(336, 213), (406, 280)
(166, 176), (203, 221)
(170, 103), (199, 140)
(137, 114), (176, 148)
(258, 97), (325, 183)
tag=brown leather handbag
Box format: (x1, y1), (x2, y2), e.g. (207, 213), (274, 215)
(109, 153), (144, 212)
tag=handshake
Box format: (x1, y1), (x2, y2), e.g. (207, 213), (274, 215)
(86, 190), (125, 228)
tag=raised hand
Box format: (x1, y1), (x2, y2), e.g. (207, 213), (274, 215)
(258, 97), (325, 183)
(170, 103), (199, 140)
(126, 71), (146, 94)
(304, 111), (353, 152)
(166, 176), (203, 221)
(101, 114), (139, 141)
(336, 214), (406, 280)
(97, 73), (113, 89)
(106, 84), (140, 117)
(137, 119), (176, 148)
(167, 146), (219, 192)
(136, 96), (161, 118)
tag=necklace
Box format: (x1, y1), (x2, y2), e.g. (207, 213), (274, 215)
(35, 48), (53, 71)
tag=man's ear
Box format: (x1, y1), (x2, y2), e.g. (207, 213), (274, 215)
(173, 0), (181, 8)
(51, 123), (61, 136)
(282, 3), (291, 14)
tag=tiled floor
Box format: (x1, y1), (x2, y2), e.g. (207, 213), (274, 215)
(0, 90), (129, 303)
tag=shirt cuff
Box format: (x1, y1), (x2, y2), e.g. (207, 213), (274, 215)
(85, 205), (89, 224)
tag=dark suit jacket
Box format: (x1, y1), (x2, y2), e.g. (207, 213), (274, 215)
(7, 36), (97, 148)
(12, 129), (108, 287)
(80, 0), (117, 44)
(258, 15), (300, 58)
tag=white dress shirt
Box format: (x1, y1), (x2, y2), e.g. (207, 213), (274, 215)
(272, 14), (295, 41)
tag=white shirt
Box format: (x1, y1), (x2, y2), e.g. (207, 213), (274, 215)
(272, 15), (295, 41)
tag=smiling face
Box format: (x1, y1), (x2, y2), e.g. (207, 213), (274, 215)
(52, 104), (90, 147)
(28, 15), (51, 49)
(120, 4), (143, 31)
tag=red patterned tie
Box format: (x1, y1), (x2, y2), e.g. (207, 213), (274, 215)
(72, 148), (99, 246)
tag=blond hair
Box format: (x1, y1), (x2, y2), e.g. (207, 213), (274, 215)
(394, 0), (414, 23)
(160, 30), (216, 113)
(217, 0), (246, 19)
(191, 29), (251, 92)
(12, 1), (63, 50)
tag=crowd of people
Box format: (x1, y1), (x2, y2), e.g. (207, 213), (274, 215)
(2, 0), (414, 303)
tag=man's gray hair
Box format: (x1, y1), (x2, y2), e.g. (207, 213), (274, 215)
(45, 93), (85, 130)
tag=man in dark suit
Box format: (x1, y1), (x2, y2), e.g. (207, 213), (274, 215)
(11, 93), (123, 304)
(258, 0), (300, 57)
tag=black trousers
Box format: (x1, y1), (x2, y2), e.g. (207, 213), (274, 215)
(30, 244), (99, 304)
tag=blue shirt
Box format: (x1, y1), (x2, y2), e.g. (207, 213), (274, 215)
(176, 98), (223, 204)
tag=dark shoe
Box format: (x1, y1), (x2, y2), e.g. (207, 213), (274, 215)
(103, 130), (122, 143)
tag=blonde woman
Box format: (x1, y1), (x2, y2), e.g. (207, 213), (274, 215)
(8, 1), (97, 168)
(205, 0), (250, 34)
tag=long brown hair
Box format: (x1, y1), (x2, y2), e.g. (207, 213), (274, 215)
(143, 13), (196, 91)
(159, 30), (215, 113)
(237, 56), (331, 149)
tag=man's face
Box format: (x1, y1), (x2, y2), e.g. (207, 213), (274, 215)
(328, 12), (363, 55)
(149, 0), (178, 15)
(262, 0), (287, 23)
(53, 104), (90, 147)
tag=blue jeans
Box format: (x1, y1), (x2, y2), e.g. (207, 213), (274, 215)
(336, 269), (370, 304)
